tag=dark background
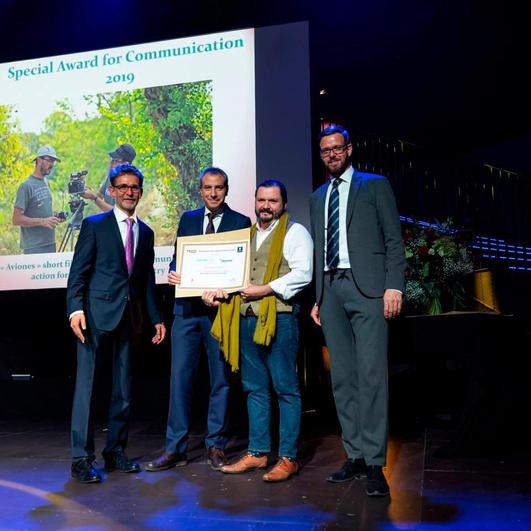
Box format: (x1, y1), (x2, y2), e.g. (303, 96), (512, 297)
(1, 1), (529, 447)
(1, 0), (529, 165)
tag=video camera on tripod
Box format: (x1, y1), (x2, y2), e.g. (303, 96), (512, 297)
(58, 170), (89, 252)
(65, 170), (88, 219)
(68, 170), (88, 195)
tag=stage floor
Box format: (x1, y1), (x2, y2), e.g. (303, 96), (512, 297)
(1, 417), (530, 530)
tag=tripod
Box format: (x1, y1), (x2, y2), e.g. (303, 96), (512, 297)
(58, 200), (86, 253)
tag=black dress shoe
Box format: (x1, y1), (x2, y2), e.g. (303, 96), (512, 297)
(145, 452), (188, 472)
(366, 465), (389, 496)
(207, 446), (228, 471)
(71, 458), (102, 484)
(327, 458), (367, 483)
(103, 451), (140, 473)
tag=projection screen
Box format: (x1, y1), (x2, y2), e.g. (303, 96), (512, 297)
(0, 22), (311, 291)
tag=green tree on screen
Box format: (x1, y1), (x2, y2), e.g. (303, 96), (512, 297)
(0, 105), (33, 254)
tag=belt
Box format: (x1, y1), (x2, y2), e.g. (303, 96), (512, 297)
(325, 268), (350, 280)
(244, 306), (256, 317)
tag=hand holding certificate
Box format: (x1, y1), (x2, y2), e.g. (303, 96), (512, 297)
(174, 227), (250, 298)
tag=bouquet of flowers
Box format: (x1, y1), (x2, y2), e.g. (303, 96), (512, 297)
(403, 219), (474, 315)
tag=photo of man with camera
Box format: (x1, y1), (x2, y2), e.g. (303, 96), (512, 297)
(12, 145), (65, 254)
(82, 143), (136, 212)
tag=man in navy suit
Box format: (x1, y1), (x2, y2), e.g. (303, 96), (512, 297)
(67, 164), (166, 483)
(310, 125), (406, 497)
(147, 167), (251, 472)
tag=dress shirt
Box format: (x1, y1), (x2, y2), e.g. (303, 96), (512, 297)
(324, 165), (353, 271)
(255, 218), (313, 300)
(114, 207), (139, 254)
(202, 208), (224, 234)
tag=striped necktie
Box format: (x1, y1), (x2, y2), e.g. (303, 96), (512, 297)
(326, 178), (340, 269)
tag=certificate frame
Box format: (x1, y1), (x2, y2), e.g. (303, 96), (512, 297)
(174, 227), (251, 298)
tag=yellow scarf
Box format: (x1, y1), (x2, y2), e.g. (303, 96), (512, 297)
(211, 212), (290, 371)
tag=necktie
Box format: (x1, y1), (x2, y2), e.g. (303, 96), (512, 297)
(205, 212), (215, 234)
(326, 178), (340, 269)
(125, 218), (135, 275)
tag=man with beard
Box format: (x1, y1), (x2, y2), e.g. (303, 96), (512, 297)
(309, 125), (406, 496)
(203, 179), (313, 482)
(13, 145), (63, 254)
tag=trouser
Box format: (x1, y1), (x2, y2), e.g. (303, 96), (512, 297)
(320, 269), (389, 465)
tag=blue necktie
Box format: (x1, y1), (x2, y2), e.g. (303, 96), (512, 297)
(326, 178), (340, 269)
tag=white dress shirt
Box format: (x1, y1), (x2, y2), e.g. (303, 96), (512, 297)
(202, 207), (224, 233)
(255, 218), (313, 300)
(324, 165), (353, 271)
(114, 206), (139, 254)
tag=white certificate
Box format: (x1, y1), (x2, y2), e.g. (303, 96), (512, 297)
(175, 227), (250, 297)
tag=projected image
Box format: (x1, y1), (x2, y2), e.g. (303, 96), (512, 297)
(0, 80), (212, 255)
(0, 28), (256, 290)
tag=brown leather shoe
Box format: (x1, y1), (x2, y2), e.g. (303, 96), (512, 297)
(207, 447), (228, 471)
(145, 453), (188, 472)
(221, 452), (268, 474)
(262, 457), (299, 482)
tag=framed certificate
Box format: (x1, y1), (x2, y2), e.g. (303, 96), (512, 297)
(174, 227), (251, 298)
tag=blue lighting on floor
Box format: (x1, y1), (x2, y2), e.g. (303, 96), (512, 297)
(381, 490), (531, 531)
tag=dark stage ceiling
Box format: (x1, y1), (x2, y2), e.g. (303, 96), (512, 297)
(0, 0), (529, 170)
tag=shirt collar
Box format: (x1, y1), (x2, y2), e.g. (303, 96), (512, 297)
(113, 206), (138, 224)
(331, 165), (354, 186)
(257, 218), (279, 233)
(204, 204), (226, 218)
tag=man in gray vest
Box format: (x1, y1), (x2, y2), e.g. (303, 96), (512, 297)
(203, 179), (313, 482)
(309, 125), (406, 496)
(13, 145), (62, 254)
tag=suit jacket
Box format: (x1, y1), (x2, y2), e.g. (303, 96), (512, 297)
(170, 204), (252, 317)
(310, 169), (406, 303)
(66, 210), (161, 332)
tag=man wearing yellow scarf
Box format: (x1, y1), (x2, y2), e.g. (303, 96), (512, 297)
(205, 180), (313, 482)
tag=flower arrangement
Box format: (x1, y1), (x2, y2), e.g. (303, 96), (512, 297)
(402, 219), (474, 315)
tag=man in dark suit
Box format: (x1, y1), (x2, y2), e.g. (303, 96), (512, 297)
(309, 125), (406, 497)
(67, 164), (166, 483)
(147, 167), (251, 472)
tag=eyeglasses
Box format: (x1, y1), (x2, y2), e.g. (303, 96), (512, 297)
(40, 156), (57, 163)
(319, 144), (348, 157)
(113, 184), (142, 194)
(111, 159), (127, 164)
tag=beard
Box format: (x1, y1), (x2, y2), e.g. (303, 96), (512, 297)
(256, 208), (284, 224)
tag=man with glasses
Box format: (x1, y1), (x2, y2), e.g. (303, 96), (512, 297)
(12, 145), (63, 254)
(309, 125), (405, 496)
(67, 163), (166, 483)
(82, 143), (137, 212)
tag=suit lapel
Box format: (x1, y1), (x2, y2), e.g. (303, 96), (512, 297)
(135, 220), (147, 271)
(217, 205), (234, 232)
(105, 211), (129, 274)
(195, 207), (206, 235)
(346, 169), (362, 229)
(316, 184), (327, 232)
